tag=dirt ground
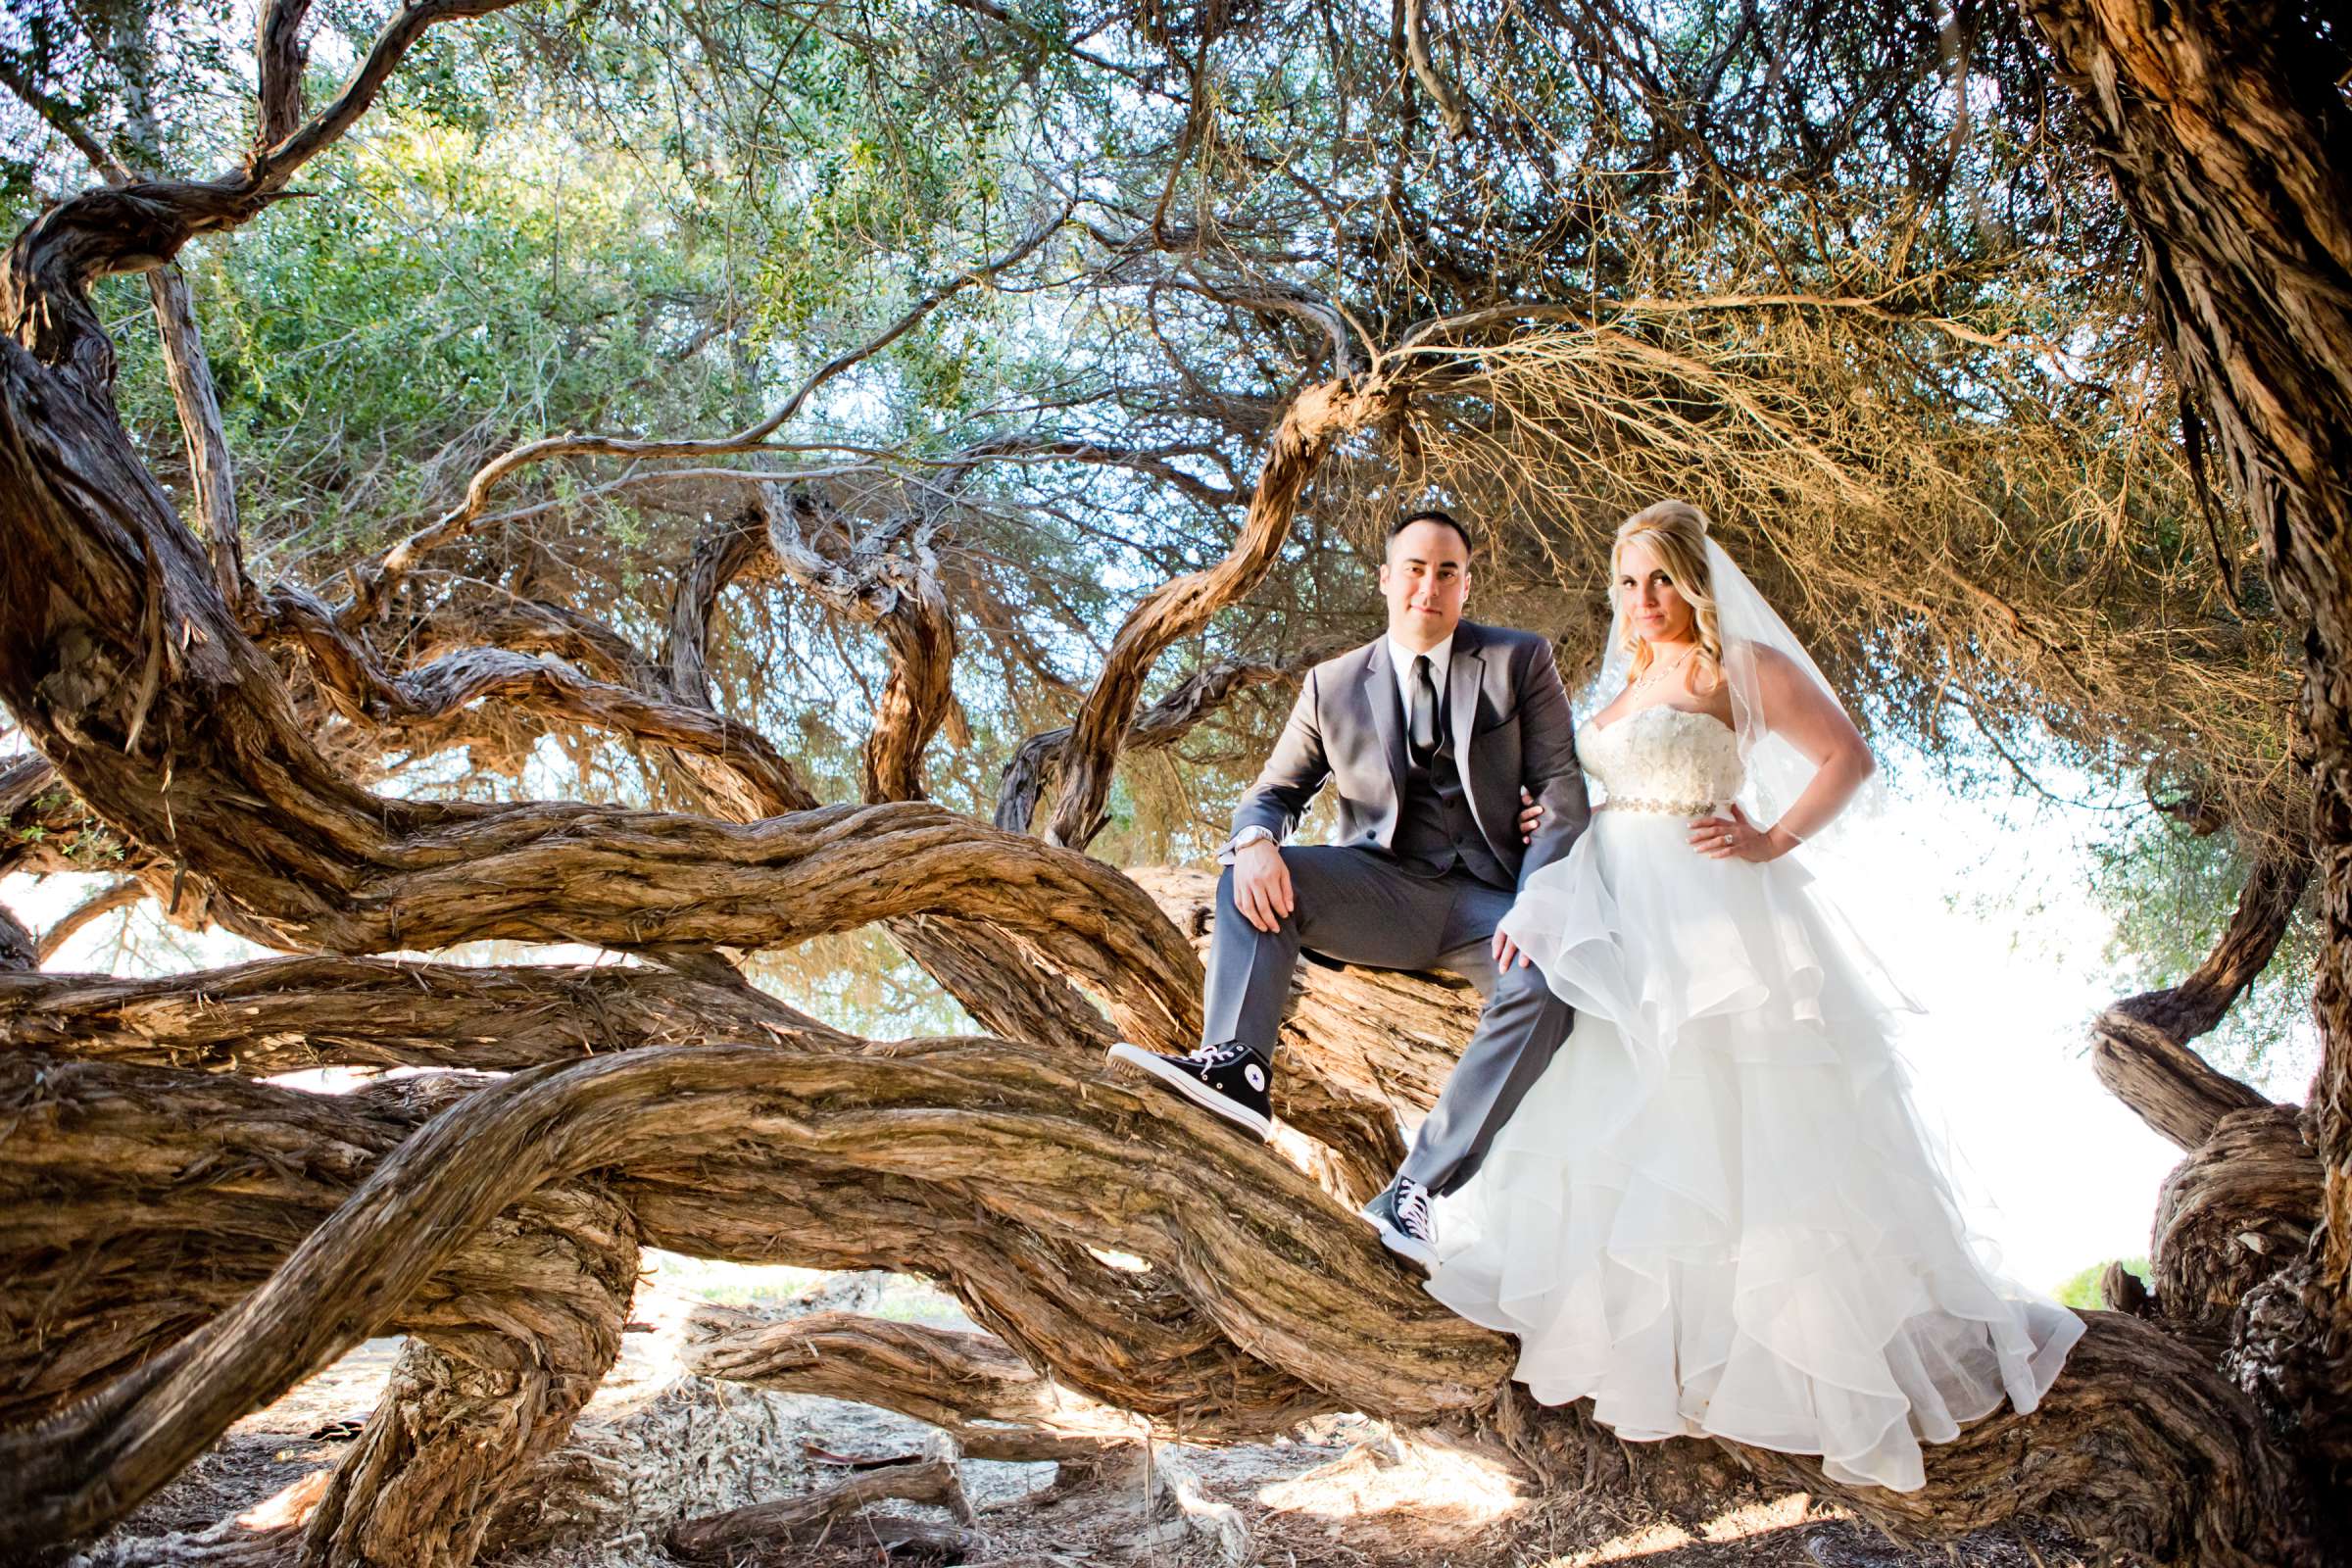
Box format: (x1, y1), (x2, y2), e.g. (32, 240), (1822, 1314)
(84, 1257), (2113, 1568)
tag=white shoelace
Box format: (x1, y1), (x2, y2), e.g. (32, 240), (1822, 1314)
(1394, 1179), (1433, 1238)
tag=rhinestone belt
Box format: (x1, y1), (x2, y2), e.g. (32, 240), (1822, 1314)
(1596, 795), (1718, 816)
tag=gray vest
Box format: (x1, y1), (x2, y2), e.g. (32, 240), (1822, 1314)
(1391, 682), (1511, 888)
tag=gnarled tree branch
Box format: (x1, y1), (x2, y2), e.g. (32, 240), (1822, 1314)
(0, 1041), (1477, 1547)
(997, 640), (1351, 834)
(1044, 376), (1401, 847)
(2, 1040), (2320, 1566)
(2090, 849), (2305, 1151)
(34, 878), (143, 963)
(760, 486), (956, 804)
(0, 954), (842, 1074)
(338, 199), (1073, 627)
(1399, 0), (1471, 139)
(2018, 0), (2352, 1485)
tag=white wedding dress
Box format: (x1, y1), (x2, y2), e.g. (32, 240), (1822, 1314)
(1425, 704), (2084, 1492)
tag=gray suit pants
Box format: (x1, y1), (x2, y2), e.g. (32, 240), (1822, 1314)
(1201, 845), (1574, 1196)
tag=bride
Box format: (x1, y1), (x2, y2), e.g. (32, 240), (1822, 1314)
(1424, 500), (2084, 1493)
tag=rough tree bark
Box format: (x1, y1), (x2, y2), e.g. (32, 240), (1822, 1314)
(2, 1029), (2319, 1565)
(2086, 849), (2327, 1344)
(2020, 0), (2352, 1501)
(1041, 376), (1401, 849)
(296, 1182), (638, 1568)
(0, 1), (2339, 1564)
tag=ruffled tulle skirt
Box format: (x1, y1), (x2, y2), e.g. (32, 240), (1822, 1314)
(1425, 809), (2084, 1492)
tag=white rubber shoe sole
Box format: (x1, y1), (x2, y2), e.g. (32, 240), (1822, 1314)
(1357, 1196), (1439, 1271)
(1105, 1043), (1275, 1141)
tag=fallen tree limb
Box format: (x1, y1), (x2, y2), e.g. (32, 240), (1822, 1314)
(663, 1452), (974, 1564)
(685, 1305), (1146, 1463)
(681, 1302), (1252, 1563)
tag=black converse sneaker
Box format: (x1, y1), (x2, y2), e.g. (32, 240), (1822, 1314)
(1358, 1175), (1439, 1270)
(1105, 1040), (1275, 1140)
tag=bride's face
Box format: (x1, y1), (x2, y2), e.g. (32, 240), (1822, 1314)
(1616, 536), (1694, 645)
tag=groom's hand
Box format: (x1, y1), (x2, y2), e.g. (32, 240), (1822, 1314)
(1495, 788), (1544, 968)
(1233, 840), (1295, 933)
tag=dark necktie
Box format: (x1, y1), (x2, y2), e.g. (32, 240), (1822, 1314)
(1409, 654), (1440, 764)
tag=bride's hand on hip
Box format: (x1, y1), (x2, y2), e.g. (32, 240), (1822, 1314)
(1690, 803), (1796, 862)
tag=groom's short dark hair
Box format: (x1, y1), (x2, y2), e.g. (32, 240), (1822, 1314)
(1390, 509), (1473, 558)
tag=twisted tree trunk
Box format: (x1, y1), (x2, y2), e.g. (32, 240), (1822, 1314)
(0, 2), (2342, 1563)
(2, 1030), (2321, 1565)
(296, 1184), (638, 1568)
(2021, 0), (2352, 1503)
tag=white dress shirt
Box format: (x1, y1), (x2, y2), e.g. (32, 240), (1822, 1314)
(1386, 631), (1454, 730)
(1224, 630), (1456, 861)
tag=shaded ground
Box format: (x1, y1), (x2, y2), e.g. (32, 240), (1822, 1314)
(91, 1258), (2112, 1568)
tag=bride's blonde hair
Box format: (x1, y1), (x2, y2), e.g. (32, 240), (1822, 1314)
(1614, 500), (1724, 692)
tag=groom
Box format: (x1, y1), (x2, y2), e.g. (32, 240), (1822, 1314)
(1109, 511), (1591, 1267)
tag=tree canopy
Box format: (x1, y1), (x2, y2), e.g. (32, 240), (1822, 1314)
(1, 1), (2346, 1563)
(2, 0), (2295, 854)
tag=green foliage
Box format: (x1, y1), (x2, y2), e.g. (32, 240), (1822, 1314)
(0, 0), (2300, 1046)
(745, 929), (976, 1040)
(2087, 815), (2318, 1091)
(122, 118), (756, 560)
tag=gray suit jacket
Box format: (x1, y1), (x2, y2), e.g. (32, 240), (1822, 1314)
(1231, 620), (1592, 889)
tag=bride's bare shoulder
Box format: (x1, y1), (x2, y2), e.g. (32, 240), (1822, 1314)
(1719, 639), (1799, 679)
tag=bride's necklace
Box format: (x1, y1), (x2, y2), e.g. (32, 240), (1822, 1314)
(1629, 644), (1696, 697)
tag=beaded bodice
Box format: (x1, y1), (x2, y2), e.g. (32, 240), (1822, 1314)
(1580, 705), (1745, 814)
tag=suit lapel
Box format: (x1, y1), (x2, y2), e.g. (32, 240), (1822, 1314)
(1361, 640), (1406, 803)
(1447, 621), (1486, 766)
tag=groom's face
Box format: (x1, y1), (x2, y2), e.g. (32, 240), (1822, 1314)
(1380, 519), (1472, 647)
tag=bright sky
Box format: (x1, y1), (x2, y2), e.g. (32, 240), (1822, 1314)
(5, 742), (2308, 1298)
(1814, 758), (2308, 1293)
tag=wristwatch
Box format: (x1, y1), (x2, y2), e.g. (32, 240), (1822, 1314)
(1219, 825), (1277, 864)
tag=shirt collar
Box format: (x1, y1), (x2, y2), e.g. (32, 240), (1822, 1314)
(1387, 630), (1454, 682)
